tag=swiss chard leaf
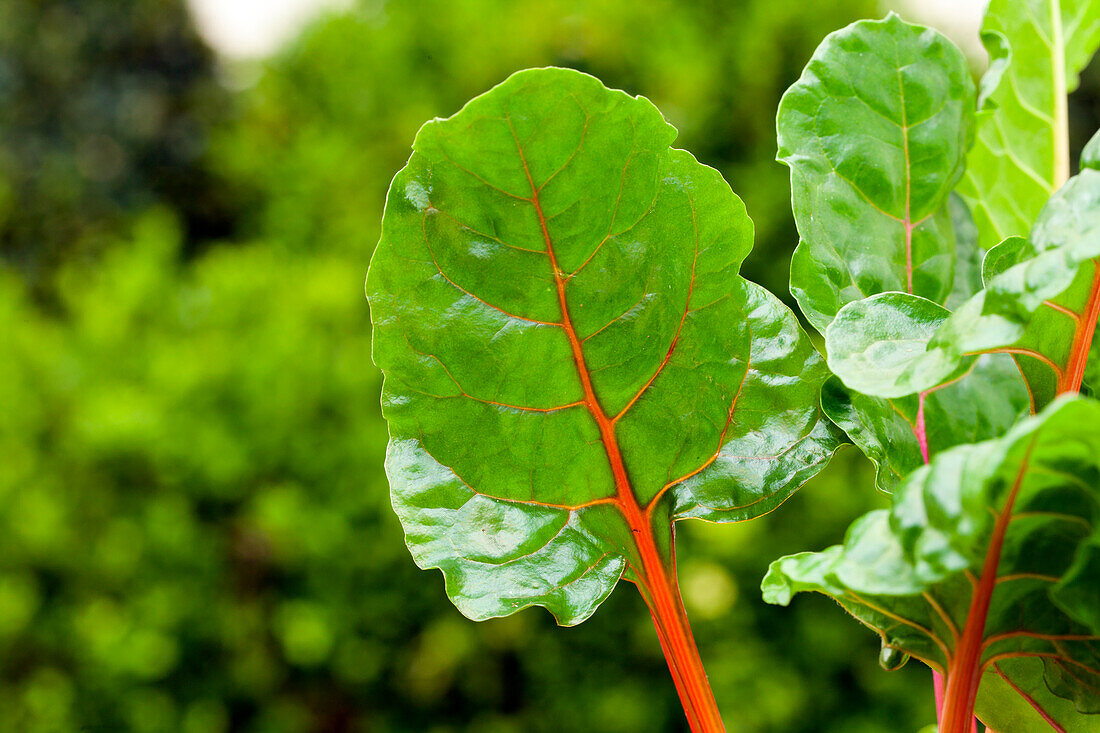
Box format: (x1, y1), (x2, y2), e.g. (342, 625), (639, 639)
(779, 16), (1027, 488)
(779, 14), (975, 334)
(368, 68), (839, 632)
(763, 396), (1100, 729)
(956, 0), (1100, 249)
(976, 657), (1100, 732)
(826, 144), (1100, 410)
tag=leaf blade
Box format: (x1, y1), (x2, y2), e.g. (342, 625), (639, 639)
(957, 0), (1100, 248)
(369, 67), (839, 625)
(780, 14), (975, 333)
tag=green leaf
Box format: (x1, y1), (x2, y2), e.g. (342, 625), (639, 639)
(976, 658), (1100, 732)
(981, 236), (1030, 285)
(779, 14), (975, 333)
(826, 292), (967, 398)
(368, 68), (840, 626)
(821, 355), (1028, 492)
(820, 195), (1028, 492)
(945, 194), (984, 311)
(763, 396), (1100, 727)
(826, 152), (1100, 409)
(777, 18), (1031, 493)
(957, 0), (1100, 249)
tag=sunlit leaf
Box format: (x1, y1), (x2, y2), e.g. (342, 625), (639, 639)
(368, 67), (840, 627)
(957, 0), (1100, 249)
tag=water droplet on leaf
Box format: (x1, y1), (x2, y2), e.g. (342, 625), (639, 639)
(879, 643), (909, 671)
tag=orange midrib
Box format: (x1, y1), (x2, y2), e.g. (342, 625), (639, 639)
(509, 124), (723, 732)
(1059, 259), (1100, 394)
(941, 450), (1031, 732)
(540, 192), (722, 733)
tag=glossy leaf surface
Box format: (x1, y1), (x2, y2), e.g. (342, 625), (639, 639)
(957, 0), (1100, 249)
(820, 196), (1028, 490)
(826, 147), (1100, 409)
(779, 14), (974, 334)
(763, 396), (1100, 727)
(776, 17), (1026, 491)
(368, 68), (839, 626)
(821, 355), (1028, 492)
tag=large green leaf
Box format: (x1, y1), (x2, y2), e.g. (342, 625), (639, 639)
(368, 68), (839, 627)
(763, 396), (1100, 729)
(779, 14), (975, 334)
(776, 16), (1026, 489)
(956, 0), (1100, 249)
(826, 143), (1100, 410)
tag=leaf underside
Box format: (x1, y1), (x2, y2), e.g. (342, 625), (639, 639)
(368, 67), (839, 626)
(764, 397), (1100, 727)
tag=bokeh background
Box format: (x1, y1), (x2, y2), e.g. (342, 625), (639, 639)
(2, 1), (1099, 731)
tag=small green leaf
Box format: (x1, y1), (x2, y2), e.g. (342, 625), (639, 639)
(957, 0), (1100, 248)
(368, 68), (839, 626)
(779, 14), (975, 333)
(763, 396), (1100, 726)
(821, 355), (1029, 491)
(981, 236), (1030, 286)
(827, 152), (1100, 409)
(825, 292), (965, 399)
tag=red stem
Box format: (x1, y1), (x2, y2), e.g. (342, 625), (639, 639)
(914, 391), (930, 463)
(510, 125), (725, 732)
(933, 670), (946, 725)
(1058, 260), (1100, 394)
(933, 671), (977, 732)
(940, 450), (1031, 732)
(632, 525), (725, 732)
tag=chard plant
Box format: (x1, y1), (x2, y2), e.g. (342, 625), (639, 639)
(764, 3), (1100, 732)
(366, 2), (1100, 730)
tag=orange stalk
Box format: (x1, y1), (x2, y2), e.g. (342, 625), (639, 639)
(512, 124), (725, 732)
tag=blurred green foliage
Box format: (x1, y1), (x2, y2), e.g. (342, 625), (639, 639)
(0, 0), (239, 284)
(13, 0), (1097, 730)
(0, 207), (932, 732)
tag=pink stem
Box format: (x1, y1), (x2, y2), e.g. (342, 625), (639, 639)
(924, 399), (979, 730)
(915, 391), (930, 463)
(935, 670), (979, 732)
(934, 670), (946, 720)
